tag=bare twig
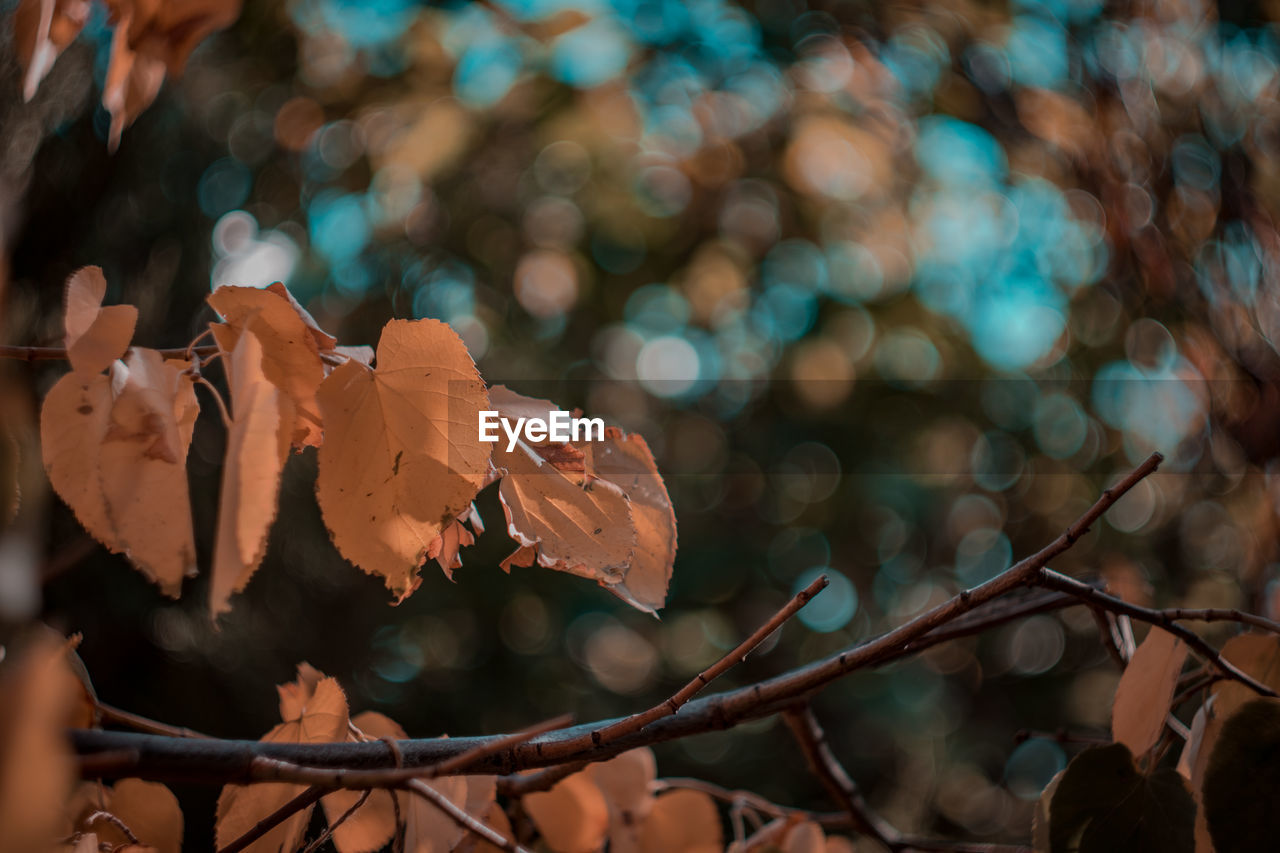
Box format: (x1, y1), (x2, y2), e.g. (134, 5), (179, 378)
(538, 574), (830, 762)
(96, 701), (212, 739)
(0, 344), (221, 361)
(404, 778), (529, 853)
(300, 789), (371, 853)
(193, 374), (233, 429)
(217, 786), (325, 853)
(1035, 569), (1279, 697)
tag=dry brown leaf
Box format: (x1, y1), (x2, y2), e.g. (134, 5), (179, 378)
(216, 666), (350, 853)
(208, 284), (329, 448)
(780, 821), (826, 853)
(321, 711), (405, 853)
(64, 266), (138, 378)
(74, 778), (183, 853)
(0, 633), (81, 853)
(585, 429), (675, 614)
(588, 748), (656, 853)
(107, 0), (242, 76)
(315, 318), (490, 602)
(1183, 632), (1280, 853)
(41, 371), (116, 547)
(210, 328), (291, 619)
(403, 775), (470, 853)
(103, 12), (166, 151)
(524, 772), (610, 853)
(637, 788), (722, 853)
(100, 348), (199, 596)
(1111, 626), (1187, 757)
(13, 0), (92, 100)
(428, 503), (484, 578)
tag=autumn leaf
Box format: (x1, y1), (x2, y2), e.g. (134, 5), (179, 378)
(428, 503), (484, 579)
(1111, 626), (1187, 757)
(70, 778), (184, 853)
(1202, 698), (1280, 853)
(488, 387), (637, 602)
(321, 711), (404, 853)
(63, 266), (138, 378)
(103, 11), (166, 151)
(13, 0), (92, 101)
(208, 283), (331, 448)
(210, 327), (292, 619)
(315, 318), (490, 602)
(42, 341), (199, 596)
(588, 748), (657, 853)
(637, 788), (723, 853)
(99, 348), (199, 596)
(585, 429), (676, 614)
(1183, 634), (1280, 853)
(216, 665), (350, 853)
(106, 0), (242, 76)
(525, 772), (610, 853)
(0, 632), (82, 853)
(403, 775), (470, 853)
(1048, 743), (1194, 853)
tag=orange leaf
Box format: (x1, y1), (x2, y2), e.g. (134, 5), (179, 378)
(109, 0), (241, 76)
(210, 328), (292, 619)
(321, 711), (405, 853)
(0, 632), (81, 851)
(64, 266), (137, 378)
(208, 284), (328, 448)
(1111, 626), (1187, 758)
(41, 346), (199, 596)
(76, 779), (183, 853)
(637, 788), (722, 853)
(403, 776), (469, 853)
(588, 748), (656, 853)
(585, 429), (676, 614)
(99, 349), (199, 596)
(315, 319), (490, 602)
(216, 666), (350, 853)
(525, 772), (610, 853)
(427, 503), (484, 579)
(103, 11), (166, 151)
(41, 371), (116, 548)
(13, 0), (91, 101)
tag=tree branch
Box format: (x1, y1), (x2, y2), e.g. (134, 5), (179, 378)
(781, 705), (899, 848)
(1035, 569), (1279, 697)
(0, 344), (221, 362)
(71, 455), (1166, 786)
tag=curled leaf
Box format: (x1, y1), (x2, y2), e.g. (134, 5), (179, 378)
(13, 0), (92, 101)
(210, 327), (291, 619)
(63, 266), (137, 378)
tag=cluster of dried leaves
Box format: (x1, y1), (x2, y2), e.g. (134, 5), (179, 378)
(14, 0), (241, 147)
(39, 269), (676, 618)
(1032, 627), (1280, 852)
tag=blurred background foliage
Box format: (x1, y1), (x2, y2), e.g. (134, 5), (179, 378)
(5, 0), (1280, 847)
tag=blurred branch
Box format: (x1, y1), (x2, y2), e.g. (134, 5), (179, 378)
(0, 344), (220, 361)
(781, 705), (899, 848)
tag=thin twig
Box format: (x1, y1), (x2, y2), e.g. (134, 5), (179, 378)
(84, 810), (139, 845)
(218, 786), (325, 853)
(1012, 729), (1111, 748)
(404, 779), (530, 853)
(1036, 569), (1279, 697)
(536, 574), (829, 763)
(300, 789), (371, 853)
(781, 705), (900, 849)
(1089, 608), (1128, 669)
(96, 702), (212, 739)
(193, 375), (233, 428)
(499, 760), (586, 797)
(0, 344), (221, 362)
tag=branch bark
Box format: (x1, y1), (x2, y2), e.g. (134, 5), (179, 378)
(69, 454), (1169, 785)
